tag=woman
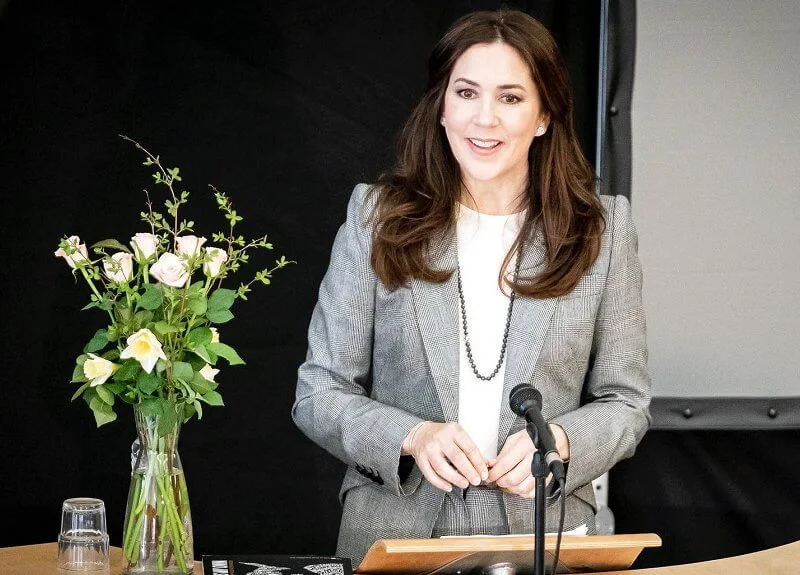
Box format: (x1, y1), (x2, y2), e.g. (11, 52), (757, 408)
(293, 9), (650, 566)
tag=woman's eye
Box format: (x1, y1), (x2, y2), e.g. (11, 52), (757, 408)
(457, 88), (477, 99)
(501, 94), (521, 104)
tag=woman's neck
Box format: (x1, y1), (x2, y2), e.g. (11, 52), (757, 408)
(459, 173), (528, 215)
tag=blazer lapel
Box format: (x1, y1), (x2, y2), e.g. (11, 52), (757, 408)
(411, 232), (460, 423)
(497, 229), (558, 448)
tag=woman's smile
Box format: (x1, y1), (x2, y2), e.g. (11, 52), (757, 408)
(466, 137), (503, 155)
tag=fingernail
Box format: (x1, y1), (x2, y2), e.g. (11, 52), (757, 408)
(446, 485), (452, 492)
(471, 477), (480, 486)
(481, 470), (489, 481)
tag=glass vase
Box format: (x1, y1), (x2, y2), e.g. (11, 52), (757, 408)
(122, 403), (193, 574)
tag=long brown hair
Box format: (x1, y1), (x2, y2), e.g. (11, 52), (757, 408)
(371, 10), (604, 298)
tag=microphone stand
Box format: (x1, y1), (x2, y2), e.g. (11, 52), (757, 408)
(527, 421), (549, 575)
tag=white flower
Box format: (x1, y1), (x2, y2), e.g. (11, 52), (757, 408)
(203, 247), (228, 278)
(130, 233), (158, 262)
(54, 236), (89, 269)
(120, 328), (167, 374)
(176, 235), (207, 259)
(199, 364), (220, 383)
(103, 252), (134, 283)
(209, 327), (220, 344)
(83, 353), (119, 387)
(150, 252), (189, 288)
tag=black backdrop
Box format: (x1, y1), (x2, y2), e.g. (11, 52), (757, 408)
(2, 0), (798, 569)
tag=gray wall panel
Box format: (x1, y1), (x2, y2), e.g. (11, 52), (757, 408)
(633, 0), (800, 398)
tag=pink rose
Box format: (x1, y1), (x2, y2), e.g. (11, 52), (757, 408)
(176, 235), (207, 259)
(203, 247), (228, 278)
(103, 252), (134, 283)
(54, 236), (89, 269)
(130, 233), (158, 261)
(150, 252), (189, 287)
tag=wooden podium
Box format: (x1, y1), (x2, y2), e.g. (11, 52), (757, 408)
(356, 533), (662, 574)
(3, 539), (800, 574)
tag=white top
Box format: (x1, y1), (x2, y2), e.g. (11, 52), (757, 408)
(456, 202), (525, 460)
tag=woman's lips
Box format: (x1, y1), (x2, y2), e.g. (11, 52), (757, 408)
(466, 137), (503, 156)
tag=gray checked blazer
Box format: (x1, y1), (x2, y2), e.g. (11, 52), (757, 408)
(293, 183), (651, 567)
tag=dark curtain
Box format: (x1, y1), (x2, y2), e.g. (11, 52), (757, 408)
(0, 0), (601, 557)
(611, 430), (800, 568)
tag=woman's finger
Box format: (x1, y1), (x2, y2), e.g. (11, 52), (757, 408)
(512, 474), (537, 498)
(416, 454), (454, 492)
(488, 431), (532, 482)
(430, 453), (470, 489)
(452, 430), (489, 482)
(444, 441), (483, 486)
(496, 454), (533, 488)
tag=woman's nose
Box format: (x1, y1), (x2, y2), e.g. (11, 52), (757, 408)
(474, 98), (499, 127)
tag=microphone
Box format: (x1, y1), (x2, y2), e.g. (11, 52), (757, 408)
(509, 384), (566, 483)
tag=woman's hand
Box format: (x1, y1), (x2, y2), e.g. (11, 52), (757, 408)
(486, 424), (570, 498)
(486, 429), (537, 497)
(402, 422), (489, 492)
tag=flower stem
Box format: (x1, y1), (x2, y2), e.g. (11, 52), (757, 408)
(79, 266), (115, 323)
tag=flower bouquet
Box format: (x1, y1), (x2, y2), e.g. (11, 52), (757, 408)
(55, 136), (293, 573)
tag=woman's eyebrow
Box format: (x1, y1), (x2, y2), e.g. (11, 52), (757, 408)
(452, 77), (527, 91)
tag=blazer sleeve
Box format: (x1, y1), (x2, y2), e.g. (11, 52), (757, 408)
(292, 183), (424, 497)
(550, 194), (652, 496)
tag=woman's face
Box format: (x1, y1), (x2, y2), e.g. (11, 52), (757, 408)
(441, 42), (547, 194)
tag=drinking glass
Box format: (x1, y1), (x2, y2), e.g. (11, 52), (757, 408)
(57, 497), (110, 570)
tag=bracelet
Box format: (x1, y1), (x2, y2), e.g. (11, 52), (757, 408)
(406, 421), (426, 457)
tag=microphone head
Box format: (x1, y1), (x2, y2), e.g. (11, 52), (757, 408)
(509, 384), (542, 416)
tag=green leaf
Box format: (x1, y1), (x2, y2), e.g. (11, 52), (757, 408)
(89, 396), (117, 427)
(184, 401), (199, 421)
(139, 397), (162, 418)
(113, 360), (139, 382)
(157, 401), (178, 436)
(96, 295), (114, 312)
(93, 409), (117, 427)
(138, 283), (163, 310)
(101, 349), (120, 361)
(190, 345), (213, 364)
(206, 309), (234, 324)
(117, 306), (133, 322)
(95, 385), (115, 406)
(105, 381), (126, 395)
(200, 390), (224, 407)
(185, 354), (206, 371)
(76, 354), (88, 366)
(133, 310), (154, 329)
(71, 382), (90, 401)
(71, 364), (87, 383)
(91, 239), (131, 253)
(172, 361), (194, 383)
(207, 342), (245, 366)
(207, 289), (236, 312)
(136, 370), (162, 395)
(84, 329), (109, 353)
(187, 294), (207, 315)
(187, 327), (212, 347)
(191, 399), (203, 421)
(154, 320), (181, 336)
(190, 371), (213, 394)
